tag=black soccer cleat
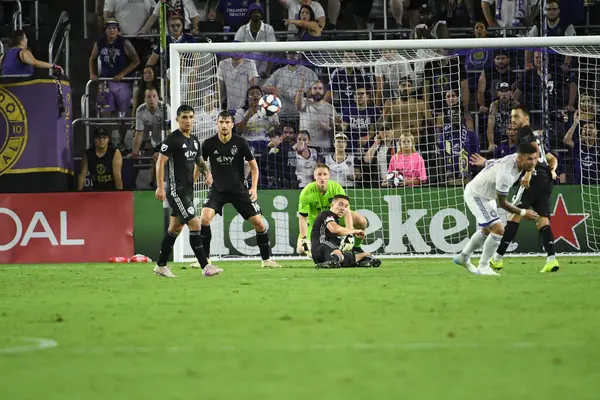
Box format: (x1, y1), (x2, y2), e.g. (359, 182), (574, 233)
(315, 260), (341, 269)
(356, 256), (381, 268)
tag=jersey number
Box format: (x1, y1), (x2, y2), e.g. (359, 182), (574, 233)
(251, 202), (261, 213)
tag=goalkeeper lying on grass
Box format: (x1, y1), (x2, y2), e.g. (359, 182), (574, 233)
(310, 194), (381, 269)
(297, 163), (367, 258)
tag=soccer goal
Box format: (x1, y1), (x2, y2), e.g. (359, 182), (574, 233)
(170, 35), (600, 262)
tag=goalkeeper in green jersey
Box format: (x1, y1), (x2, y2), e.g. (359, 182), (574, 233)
(297, 163), (367, 256)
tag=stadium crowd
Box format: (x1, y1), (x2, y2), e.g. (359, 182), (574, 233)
(69, 0), (599, 191)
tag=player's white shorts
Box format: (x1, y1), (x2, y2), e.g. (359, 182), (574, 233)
(464, 192), (501, 228)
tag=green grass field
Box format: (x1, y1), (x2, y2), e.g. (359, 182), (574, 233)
(1, 257), (600, 400)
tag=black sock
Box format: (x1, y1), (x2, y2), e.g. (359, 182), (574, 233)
(256, 229), (271, 261)
(327, 252), (343, 263)
(157, 231), (178, 266)
(201, 224), (212, 258)
(496, 220), (520, 258)
(189, 230), (209, 268)
(540, 225), (556, 257)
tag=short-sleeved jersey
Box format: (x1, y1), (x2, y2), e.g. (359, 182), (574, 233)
(202, 134), (255, 193)
(159, 130), (202, 192)
(310, 210), (342, 251)
(465, 153), (522, 201)
(298, 180), (346, 228)
(517, 125), (547, 165)
(324, 154), (356, 188)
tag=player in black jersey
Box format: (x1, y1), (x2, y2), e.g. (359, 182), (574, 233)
(490, 105), (560, 273)
(199, 110), (281, 268)
(311, 195), (381, 269)
(154, 105), (218, 278)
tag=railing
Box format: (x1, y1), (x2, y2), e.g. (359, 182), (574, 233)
(73, 117), (135, 149)
(7, 0), (39, 40)
(48, 11), (70, 76)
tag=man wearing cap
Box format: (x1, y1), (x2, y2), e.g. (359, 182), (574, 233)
(89, 19), (140, 147)
(487, 81), (519, 152)
(477, 49), (517, 114)
(413, 3), (449, 39)
(77, 128), (123, 191)
(234, 2), (277, 79)
(324, 133), (357, 188)
(263, 51), (319, 121)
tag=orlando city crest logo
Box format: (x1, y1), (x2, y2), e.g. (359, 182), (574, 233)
(0, 86), (28, 176)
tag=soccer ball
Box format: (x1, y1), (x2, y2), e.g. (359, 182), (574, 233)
(385, 171), (404, 187)
(340, 234), (355, 252)
(258, 94), (281, 117)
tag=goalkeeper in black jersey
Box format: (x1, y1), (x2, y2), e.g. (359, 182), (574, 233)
(490, 105), (560, 273)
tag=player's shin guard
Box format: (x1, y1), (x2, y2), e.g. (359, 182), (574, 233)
(493, 221), (520, 261)
(201, 224), (212, 258)
(480, 233), (503, 266)
(189, 230), (209, 268)
(461, 230), (487, 259)
(256, 229), (271, 261)
(157, 231), (178, 266)
(539, 225), (556, 260)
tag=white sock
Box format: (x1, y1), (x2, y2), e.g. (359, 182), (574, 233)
(492, 252), (503, 262)
(479, 233), (503, 267)
(461, 230), (488, 259)
(547, 255), (556, 262)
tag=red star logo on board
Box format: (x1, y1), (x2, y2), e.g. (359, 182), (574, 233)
(549, 194), (589, 250)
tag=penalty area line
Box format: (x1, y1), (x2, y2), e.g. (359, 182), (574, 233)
(0, 337), (59, 355)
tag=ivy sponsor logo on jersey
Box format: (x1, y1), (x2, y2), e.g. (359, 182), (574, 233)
(0, 86), (28, 176)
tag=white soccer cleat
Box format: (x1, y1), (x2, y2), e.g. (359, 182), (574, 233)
(453, 253), (477, 274)
(262, 259), (282, 268)
(202, 264), (222, 277)
(476, 265), (500, 276)
(153, 265), (178, 278)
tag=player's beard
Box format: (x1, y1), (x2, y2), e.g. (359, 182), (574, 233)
(312, 93), (323, 102)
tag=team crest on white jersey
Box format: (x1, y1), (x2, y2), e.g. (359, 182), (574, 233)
(231, 145), (238, 155)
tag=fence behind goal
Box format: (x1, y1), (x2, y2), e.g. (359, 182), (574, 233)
(169, 36), (600, 262)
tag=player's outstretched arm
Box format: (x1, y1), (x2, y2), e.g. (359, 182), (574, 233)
(497, 193), (538, 221)
(327, 221), (364, 238)
(155, 153), (168, 201)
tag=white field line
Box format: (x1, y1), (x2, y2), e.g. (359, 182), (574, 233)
(0, 337), (58, 354)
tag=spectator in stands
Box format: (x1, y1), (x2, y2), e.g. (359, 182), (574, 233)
(0, 30), (63, 77)
(382, 77), (433, 144)
(514, 50), (576, 131)
(89, 19), (140, 147)
(387, 133), (427, 186)
(324, 133), (358, 188)
(481, 0), (539, 28)
(217, 0), (257, 33)
(146, 14), (196, 72)
(413, 3), (450, 39)
(329, 51), (373, 113)
(217, 50), (259, 112)
(234, 3), (277, 79)
(295, 77), (344, 151)
(77, 128), (124, 191)
(260, 124), (298, 188)
(133, 65), (160, 119)
(487, 82), (519, 151)
(139, 0), (201, 34)
(280, 0), (326, 35)
(263, 51), (319, 122)
(564, 111), (599, 184)
(284, 4), (323, 41)
(104, 0), (155, 60)
(526, 0), (575, 71)
(464, 21), (494, 111)
(132, 88), (170, 187)
(195, 89), (222, 134)
(363, 129), (398, 187)
(235, 85), (280, 153)
(293, 130), (319, 187)
(341, 87), (379, 151)
(477, 49), (517, 114)
(424, 55), (469, 115)
(374, 50), (416, 108)
(495, 121), (518, 158)
(579, 95), (598, 124)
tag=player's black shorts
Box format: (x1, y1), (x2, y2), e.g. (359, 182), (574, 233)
(203, 188), (261, 220)
(312, 242), (339, 263)
(514, 166), (554, 218)
(167, 189), (197, 224)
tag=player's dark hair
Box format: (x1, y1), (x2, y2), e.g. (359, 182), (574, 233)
(331, 194), (350, 203)
(314, 162), (330, 171)
(512, 104), (530, 118)
(177, 104), (194, 116)
(217, 110), (234, 121)
(517, 142), (537, 155)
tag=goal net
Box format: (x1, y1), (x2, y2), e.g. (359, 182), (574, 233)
(170, 36), (600, 262)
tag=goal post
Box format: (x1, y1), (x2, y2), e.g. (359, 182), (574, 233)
(169, 35), (600, 262)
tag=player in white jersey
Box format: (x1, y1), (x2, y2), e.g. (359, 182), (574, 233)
(454, 143), (539, 275)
